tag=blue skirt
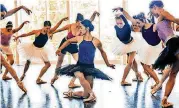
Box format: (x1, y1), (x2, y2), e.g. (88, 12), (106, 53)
(56, 62), (112, 81)
(153, 36), (179, 70)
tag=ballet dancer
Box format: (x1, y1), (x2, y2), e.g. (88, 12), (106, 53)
(14, 17), (68, 84)
(149, 0), (179, 107)
(50, 11), (100, 88)
(0, 4), (32, 20)
(55, 19), (115, 102)
(0, 21), (29, 80)
(111, 10), (143, 86)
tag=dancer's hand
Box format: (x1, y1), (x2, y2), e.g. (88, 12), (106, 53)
(22, 6), (32, 15)
(62, 17), (69, 21)
(56, 49), (62, 56)
(13, 36), (19, 42)
(94, 11), (100, 16)
(49, 34), (53, 39)
(107, 64), (115, 69)
(23, 21), (30, 24)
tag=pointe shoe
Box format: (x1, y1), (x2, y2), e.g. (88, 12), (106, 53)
(36, 79), (47, 84)
(17, 81), (27, 93)
(83, 93), (96, 103)
(2, 76), (12, 80)
(161, 97), (173, 108)
(151, 84), (162, 95)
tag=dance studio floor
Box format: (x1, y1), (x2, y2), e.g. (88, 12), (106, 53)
(0, 64), (179, 108)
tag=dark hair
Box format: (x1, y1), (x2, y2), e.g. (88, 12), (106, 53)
(81, 19), (94, 32)
(133, 12), (146, 23)
(149, 0), (164, 9)
(44, 21), (51, 27)
(76, 13), (84, 22)
(6, 21), (13, 28)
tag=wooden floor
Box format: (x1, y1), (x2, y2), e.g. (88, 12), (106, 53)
(0, 64), (179, 108)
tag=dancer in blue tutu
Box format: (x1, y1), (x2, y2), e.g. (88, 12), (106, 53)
(55, 19), (115, 102)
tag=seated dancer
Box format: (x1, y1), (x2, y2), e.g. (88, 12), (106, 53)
(114, 9), (162, 89)
(0, 4), (32, 20)
(55, 19), (115, 102)
(149, 0), (179, 107)
(111, 10), (143, 86)
(0, 52), (27, 93)
(14, 17), (68, 84)
(0, 21), (29, 80)
(50, 11), (100, 88)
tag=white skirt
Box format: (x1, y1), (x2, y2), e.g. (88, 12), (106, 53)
(112, 32), (143, 55)
(0, 45), (13, 55)
(17, 42), (56, 62)
(137, 41), (163, 65)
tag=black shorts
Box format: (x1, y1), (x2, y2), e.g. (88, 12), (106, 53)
(59, 37), (78, 54)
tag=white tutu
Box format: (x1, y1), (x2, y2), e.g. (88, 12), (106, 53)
(17, 41), (56, 62)
(137, 39), (163, 65)
(112, 32), (143, 55)
(0, 45), (13, 55)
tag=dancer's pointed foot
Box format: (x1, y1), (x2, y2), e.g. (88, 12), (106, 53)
(51, 76), (58, 85)
(83, 92), (96, 103)
(161, 96), (173, 108)
(2, 76), (12, 80)
(68, 83), (81, 88)
(36, 79), (47, 84)
(151, 83), (162, 95)
(121, 81), (132, 86)
(17, 81), (27, 93)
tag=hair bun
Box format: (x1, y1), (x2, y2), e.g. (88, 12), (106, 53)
(81, 19), (94, 32)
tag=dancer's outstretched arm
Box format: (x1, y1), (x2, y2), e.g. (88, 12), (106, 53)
(56, 36), (81, 55)
(90, 11), (100, 22)
(12, 21), (29, 33)
(50, 17), (69, 33)
(14, 30), (38, 41)
(5, 6), (32, 18)
(159, 10), (179, 24)
(52, 24), (70, 34)
(96, 38), (115, 69)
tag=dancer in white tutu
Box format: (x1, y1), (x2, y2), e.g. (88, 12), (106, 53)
(111, 9), (143, 86)
(0, 21), (29, 80)
(50, 11), (100, 88)
(14, 17), (68, 84)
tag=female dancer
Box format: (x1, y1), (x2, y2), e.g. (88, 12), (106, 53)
(14, 17), (68, 84)
(0, 4), (32, 20)
(149, 0), (179, 107)
(0, 52), (27, 93)
(50, 11), (100, 88)
(0, 21), (29, 80)
(113, 8), (161, 88)
(111, 11), (143, 86)
(55, 19), (115, 102)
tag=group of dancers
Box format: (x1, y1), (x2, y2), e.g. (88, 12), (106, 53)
(1, 0), (179, 107)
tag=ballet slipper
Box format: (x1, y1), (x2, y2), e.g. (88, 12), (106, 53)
(36, 79), (47, 84)
(2, 76), (12, 80)
(83, 93), (96, 103)
(20, 74), (26, 81)
(151, 84), (162, 95)
(68, 83), (81, 89)
(51, 76), (58, 85)
(161, 96), (173, 108)
(17, 81), (27, 93)
(121, 81), (132, 86)
(151, 82), (159, 89)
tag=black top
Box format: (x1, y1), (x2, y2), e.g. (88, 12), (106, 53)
(33, 33), (48, 48)
(114, 15), (133, 44)
(142, 24), (161, 46)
